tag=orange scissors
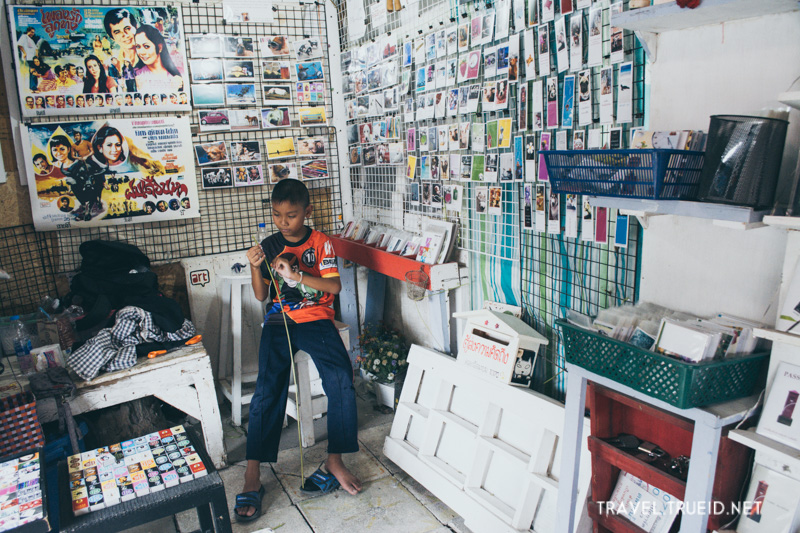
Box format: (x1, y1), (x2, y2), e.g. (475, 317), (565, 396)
(148, 335), (203, 359)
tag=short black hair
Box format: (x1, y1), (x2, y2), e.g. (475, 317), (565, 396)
(32, 153), (47, 164)
(104, 8), (138, 37)
(272, 179), (309, 208)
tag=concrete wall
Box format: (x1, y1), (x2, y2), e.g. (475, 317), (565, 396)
(639, 11), (799, 323)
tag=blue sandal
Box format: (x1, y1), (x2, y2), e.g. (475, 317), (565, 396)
(300, 467), (341, 494)
(234, 485), (265, 523)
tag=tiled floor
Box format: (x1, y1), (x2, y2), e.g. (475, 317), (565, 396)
(122, 378), (470, 533)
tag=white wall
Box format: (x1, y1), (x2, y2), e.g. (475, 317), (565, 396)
(640, 11), (799, 323)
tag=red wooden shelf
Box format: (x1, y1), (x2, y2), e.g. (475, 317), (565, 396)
(587, 436), (687, 500)
(330, 235), (459, 291)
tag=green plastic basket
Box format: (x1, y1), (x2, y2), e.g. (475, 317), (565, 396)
(557, 320), (768, 409)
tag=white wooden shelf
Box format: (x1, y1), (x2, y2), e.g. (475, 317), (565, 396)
(587, 196), (768, 229)
(753, 327), (800, 347)
(764, 215), (800, 231)
(612, 0), (799, 34)
(728, 428), (800, 477)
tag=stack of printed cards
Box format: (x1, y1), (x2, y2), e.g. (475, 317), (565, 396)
(0, 452), (45, 531)
(68, 425), (207, 517)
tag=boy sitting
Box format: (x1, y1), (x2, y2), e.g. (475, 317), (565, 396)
(236, 179), (361, 522)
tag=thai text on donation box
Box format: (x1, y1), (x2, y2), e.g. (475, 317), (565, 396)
(453, 310), (548, 384)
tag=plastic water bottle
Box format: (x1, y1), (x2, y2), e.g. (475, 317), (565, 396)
(10, 316), (33, 374)
(256, 222), (269, 244)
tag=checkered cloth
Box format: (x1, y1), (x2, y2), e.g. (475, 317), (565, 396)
(68, 306), (196, 381)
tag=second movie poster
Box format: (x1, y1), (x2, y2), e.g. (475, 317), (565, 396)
(10, 4), (191, 117)
(21, 117), (200, 230)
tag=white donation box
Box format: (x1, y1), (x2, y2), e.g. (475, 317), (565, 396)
(453, 309), (548, 384)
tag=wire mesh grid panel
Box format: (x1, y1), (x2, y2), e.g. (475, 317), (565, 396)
(1, 0), (344, 312)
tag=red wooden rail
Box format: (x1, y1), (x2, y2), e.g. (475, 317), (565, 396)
(329, 235), (432, 290)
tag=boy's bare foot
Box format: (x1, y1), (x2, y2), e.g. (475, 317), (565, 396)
(326, 454), (362, 495)
(236, 460), (262, 518)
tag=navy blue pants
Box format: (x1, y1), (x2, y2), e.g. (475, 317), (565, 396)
(246, 319), (359, 462)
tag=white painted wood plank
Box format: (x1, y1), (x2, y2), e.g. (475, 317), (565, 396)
(729, 429), (800, 478)
(588, 196), (768, 224)
(754, 327), (800, 348)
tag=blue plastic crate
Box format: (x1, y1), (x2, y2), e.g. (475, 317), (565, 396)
(541, 149), (706, 200)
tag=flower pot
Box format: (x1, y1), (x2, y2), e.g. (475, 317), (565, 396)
(373, 381), (395, 410)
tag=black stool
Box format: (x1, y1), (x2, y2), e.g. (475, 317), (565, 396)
(58, 427), (231, 533)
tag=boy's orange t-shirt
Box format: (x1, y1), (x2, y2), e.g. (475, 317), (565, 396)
(259, 227), (339, 324)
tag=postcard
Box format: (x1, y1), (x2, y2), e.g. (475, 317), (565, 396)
(449, 154), (461, 180)
(297, 137), (326, 157)
(467, 50), (482, 80)
(496, 79), (509, 110)
(498, 118), (513, 148)
(581, 199), (595, 241)
(497, 44), (510, 78)
(524, 29), (537, 81)
(484, 154), (499, 181)
(542, 0), (555, 22)
(482, 12), (496, 44)
(240, 164), (263, 186)
(555, 17), (569, 73)
(193, 85), (226, 107)
(595, 206), (609, 243)
(588, 6), (603, 67)
(225, 60), (255, 81)
(548, 188), (561, 234)
(599, 67), (614, 124)
(260, 35), (291, 57)
(460, 155), (473, 181)
(535, 184), (546, 231)
(407, 155), (417, 180)
(471, 16), (483, 45)
(525, 134), (538, 180)
(617, 61), (633, 124)
(267, 162), (297, 183)
(476, 186), (488, 214)
(410, 182), (420, 204)
(530, 80), (544, 131)
(261, 107), (291, 128)
(449, 124), (460, 151)
(262, 85), (292, 105)
(565, 194), (578, 238)
(199, 109), (231, 132)
(499, 153), (514, 181)
(539, 132), (551, 181)
(472, 155), (485, 181)
(230, 140), (262, 162)
(562, 75), (575, 128)
(430, 155), (440, 180)
(195, 142), (228, 166)
(300, 159), (329, 181)
(556, 130), (568, 150)
(349, 145), (361, 166)
(577, 69), (592, 126)
(615, 213), (629, 248)
(514, 136), (525, 180)
(190, 34), (222, 58)
(569, 12), (582, 72)
(546, 77), (559, 129)
(363, 145), (376, 166)
(458, 23), (470, 52)
(224, 36), (255, 58)
(226, 84), (256, 105)
(296, 61), (324, 82)
(293, 37), (323, 60)
(422, 183), (432, 206)
(265, 137), (295, 160)
(191, 59), (223, 82)
(459, 122), (471, 149)
(508, 36), (520, 82)
(439, 157), (449, 182)
(472, 123), (486, 152)
(587, 128), (602, 149)
(523, 185), (534, 230)
(610, 3), (624, 64)
(234, 165), (251, 186)
(538, 24), (551, 76)
(487, 186), (501, 214)
(610, 127), (622, 149)
(420, 155), (431, 180)
(298, 106), (327, 126)
(573, 130), (585, 150)
(496, 0), (511, 38)
(202, 167), (233, 189)
(229, 109), (261, 131)
(262, 61), (292, 82)
(519, 82), (528, 130)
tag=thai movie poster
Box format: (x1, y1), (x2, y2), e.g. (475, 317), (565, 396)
(10, 5), (191, 117)
(21, 117), (200, 230)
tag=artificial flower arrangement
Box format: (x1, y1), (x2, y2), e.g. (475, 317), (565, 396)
(356, 323), (410, 384)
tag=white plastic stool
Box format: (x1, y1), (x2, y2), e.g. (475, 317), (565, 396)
(218, 275), (260, 426)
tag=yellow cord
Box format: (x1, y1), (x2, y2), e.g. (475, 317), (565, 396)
(260, 242), (305, 485)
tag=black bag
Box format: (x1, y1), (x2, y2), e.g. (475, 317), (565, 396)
(66, 240), (184, 333)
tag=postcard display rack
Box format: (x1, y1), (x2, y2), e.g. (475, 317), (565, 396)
(384, 344), (593, 533)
